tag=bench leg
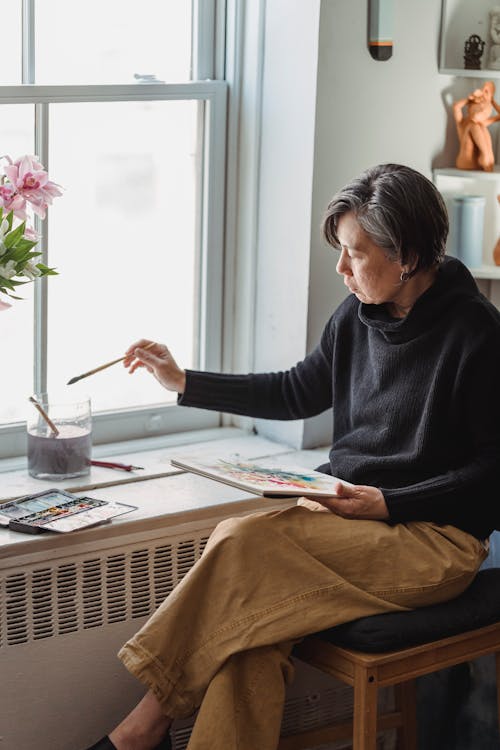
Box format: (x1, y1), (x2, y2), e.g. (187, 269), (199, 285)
(395, 679), (417, 750)
(353, 665), (379, 750)
(496, 652), (500, 737)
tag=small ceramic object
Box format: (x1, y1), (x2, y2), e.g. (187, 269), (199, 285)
(488, 8), (500, 70)
(453, 81), (500, 172)
(464, 34), (485, 69)
(493, 195), (500, 266)
(449, 196), (485, 268)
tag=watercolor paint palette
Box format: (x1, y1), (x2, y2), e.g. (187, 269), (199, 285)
(0, 488), (137, 534)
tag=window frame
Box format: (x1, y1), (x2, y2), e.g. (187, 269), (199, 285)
(0, 2), (229, 459)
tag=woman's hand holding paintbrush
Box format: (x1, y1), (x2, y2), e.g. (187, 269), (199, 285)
(66, 339), (186, 392)
(123, 339), (187, 394)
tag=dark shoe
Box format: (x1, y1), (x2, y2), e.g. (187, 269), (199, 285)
(157, 733), (172, 750)
(85, 732), (171, 750)
(85, 737), (116, 750)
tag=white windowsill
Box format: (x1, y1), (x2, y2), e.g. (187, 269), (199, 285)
(0, 428), (330, 559)
(0, 426), (247, 490)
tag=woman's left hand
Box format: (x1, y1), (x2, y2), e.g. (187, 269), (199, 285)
(302, 482), (389, 520)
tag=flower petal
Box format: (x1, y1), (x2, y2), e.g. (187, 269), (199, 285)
(3, 164), (20, 184)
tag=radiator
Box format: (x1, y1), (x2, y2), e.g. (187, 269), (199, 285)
(0, 510), (394, 750)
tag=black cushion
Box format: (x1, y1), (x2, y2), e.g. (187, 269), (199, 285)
(316, 568), (500, 653)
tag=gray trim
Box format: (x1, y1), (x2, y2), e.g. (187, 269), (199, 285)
(21, 0), (35, 85)
(0, 405), (219, 460)
(199, 87), (227, 372)
(0, 82), (226, 104)
(33, 102), (49, 395)
(192, 0), (216, 79)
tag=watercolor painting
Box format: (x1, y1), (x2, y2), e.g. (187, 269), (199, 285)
(170, 456), (346, 497)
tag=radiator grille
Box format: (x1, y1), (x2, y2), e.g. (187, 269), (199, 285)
(83, 557), (103, 629)
(58, 563), (79, 634)
(32, 567), (54, 640)
(5, 572), (28, 645)
(0, 534), (210, 648)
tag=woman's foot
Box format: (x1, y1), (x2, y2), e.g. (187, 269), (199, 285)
(86, 690), (172, 750)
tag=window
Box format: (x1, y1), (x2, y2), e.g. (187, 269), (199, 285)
(0, 1), (227, 457)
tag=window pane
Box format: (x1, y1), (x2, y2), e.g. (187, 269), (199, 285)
(0, 286), (34, 424)
(0, 104), (34, 156)
(46, 100), (199, 414)
(0, 1), (22, 84)
(35, 0), (192, 84)
(0, 105), (35, 423)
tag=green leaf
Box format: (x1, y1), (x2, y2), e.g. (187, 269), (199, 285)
(0, 276), (26, 290)
(4, 221), (26, 249)
(0, 288), (24, 300)
(5, 211), (13, 231)
(36, 263), (58, 276)
(13, 238), (38, 253)
(9, 247), (36, 263)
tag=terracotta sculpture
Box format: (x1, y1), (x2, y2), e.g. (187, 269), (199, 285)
(493, 195), (500, 266)
(453, 81), (500, 171)
(488, 7), (500, 69)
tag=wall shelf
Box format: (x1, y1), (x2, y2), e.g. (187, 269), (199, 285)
(433, 169), (500, 279)
(439, 0), (498, 73)
(437, 2), (500, 292)
(439, 68), (500, 78)
(467, 264), (500, 279)
(434, 167), (500, 180)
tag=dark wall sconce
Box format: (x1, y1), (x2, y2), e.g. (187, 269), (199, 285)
(368, 0), (394, 61)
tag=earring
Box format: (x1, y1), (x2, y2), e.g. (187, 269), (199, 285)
(400, 270), (410, 282)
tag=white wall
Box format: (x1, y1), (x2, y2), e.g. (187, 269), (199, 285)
(253, 0), (321, 447)
(253, 0), (462, 449)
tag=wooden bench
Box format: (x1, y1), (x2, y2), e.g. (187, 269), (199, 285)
(278, 568), (500, 750)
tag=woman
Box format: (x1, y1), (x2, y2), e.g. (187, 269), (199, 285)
(86, 164), (500, 750)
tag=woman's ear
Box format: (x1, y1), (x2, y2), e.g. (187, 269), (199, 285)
(400, 269), (411, 283)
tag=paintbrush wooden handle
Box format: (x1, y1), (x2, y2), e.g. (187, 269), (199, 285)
(29, 396), (60, 436)
(67, 341), (156, 385)
(83, 354), (127, 376)
(67, 357), (123, 385)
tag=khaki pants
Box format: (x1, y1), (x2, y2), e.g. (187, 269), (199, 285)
(118, 504), (487, 749)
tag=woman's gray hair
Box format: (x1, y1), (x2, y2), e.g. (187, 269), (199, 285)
(322, 164), (449, 276)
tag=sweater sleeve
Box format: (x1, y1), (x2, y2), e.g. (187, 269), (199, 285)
(382, 334), (500, 533)
(178, 316), (335, 420)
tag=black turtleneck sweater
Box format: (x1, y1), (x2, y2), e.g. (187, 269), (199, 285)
(179, 257), (500, 540)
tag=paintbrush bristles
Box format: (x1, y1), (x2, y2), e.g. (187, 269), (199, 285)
(66, 374), (86, 385)
(67, 341), (156, 385)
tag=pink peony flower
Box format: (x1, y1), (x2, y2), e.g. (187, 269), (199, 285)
(2, 155), (63, 219)
(0, 183), (26, 219)
(0, 154), (63, 303)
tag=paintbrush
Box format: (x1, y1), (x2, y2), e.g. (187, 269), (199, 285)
(67, 341), (156, 385)
(29, 395), (60, 437)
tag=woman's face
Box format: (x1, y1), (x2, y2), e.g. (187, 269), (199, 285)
(335, 211), (404, 307)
